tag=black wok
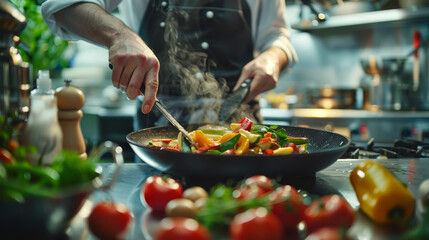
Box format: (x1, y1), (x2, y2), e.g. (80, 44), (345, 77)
(126, 125), (351, 180)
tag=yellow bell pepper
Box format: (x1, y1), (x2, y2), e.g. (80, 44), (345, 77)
(230, 123), (240, 132)
(273, 147), (293, 155)
(350, 160), (415, 225)
(219, 133), (239, 144)
(234, 134), (249, 155)
(192, 130), (214, 148)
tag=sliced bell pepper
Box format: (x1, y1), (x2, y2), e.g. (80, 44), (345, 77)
(285, 143), (299, 153)
(264, 149), (274, 155)
(233, 117), (253, 133)
(287, 136), (308, 145)
(234, 134), (249, 155)
(218, 134), (241, 152)
(273, 147), (293, 155)
(193, 130), (214, 148)
(219, 133), (239, 144)
(194, 143), (220, 154)
(238, 129), (260, 144)
(151, 139), (173, 144)
(179, 133), (192, 153)
(230, 123), (241, 132)
(350, 160), (415, 225)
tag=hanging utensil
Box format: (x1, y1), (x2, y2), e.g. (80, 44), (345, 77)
(218, 78), (252, 124)
(413, 30), (421, 91)
(108, 63), (199, 149)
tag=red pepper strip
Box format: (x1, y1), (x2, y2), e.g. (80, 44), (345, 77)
(264, 149), (274, 155)
(194, 143), (220, 154)
(286, 143), (299, 153)
(233, 117), (253, 133)
(152, 139), (173, 144)
(238, 117), (247, 123)
(264, 132), (272, 138)
(259, 137), (272, 144)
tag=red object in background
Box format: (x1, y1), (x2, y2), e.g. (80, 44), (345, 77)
(141, 175), (183, 211)
(414, 30), (421, 58)
(269, 185), (306, 230)
(154, 217), (212, 240)
(303, 194), (356, 234)
(229, 207), (283, 240)
(87, 201), (133, 239)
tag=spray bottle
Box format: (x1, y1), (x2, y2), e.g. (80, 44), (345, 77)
(20, 70), (63, 165)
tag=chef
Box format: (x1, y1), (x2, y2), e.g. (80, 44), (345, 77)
(41, 0), (297, 130)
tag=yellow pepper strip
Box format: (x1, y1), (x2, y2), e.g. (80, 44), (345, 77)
(230, 123), (241, 132)
(219, 133), (239, 144)
(234, 134), (249, 155)
(193, 130), (214, 148)
(350, 160), (415, 225)
(272, 147), (293, 155)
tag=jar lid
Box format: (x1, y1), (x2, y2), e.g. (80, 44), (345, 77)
(55, 80), (85, 110)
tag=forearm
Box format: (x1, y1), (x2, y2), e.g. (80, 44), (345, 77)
(53, 2), (134, 48)
(259, 46), (289, 73)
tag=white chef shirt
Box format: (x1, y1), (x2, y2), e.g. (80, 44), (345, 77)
(41, 0), (298, 65)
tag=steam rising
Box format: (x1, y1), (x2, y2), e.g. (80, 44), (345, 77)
(157, 8), (257, 125)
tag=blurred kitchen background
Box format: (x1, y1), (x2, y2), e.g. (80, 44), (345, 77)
(6, 0), (429, 162)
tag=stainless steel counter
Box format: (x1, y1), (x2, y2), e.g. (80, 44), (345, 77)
(67, 158), (429, 240)
(261, 108), (429, 142)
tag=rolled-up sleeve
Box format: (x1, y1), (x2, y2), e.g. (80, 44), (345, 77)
(250, 0), (298, 67)
(41, 0), (122, 40)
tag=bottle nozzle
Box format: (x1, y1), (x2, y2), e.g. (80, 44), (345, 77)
(38, 70), (50, 79)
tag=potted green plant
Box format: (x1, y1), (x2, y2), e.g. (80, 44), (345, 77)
(9, 0), (70, 80)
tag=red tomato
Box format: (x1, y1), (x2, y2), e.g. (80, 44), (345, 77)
(269, 185), (306, 230)
(141, 175), (183, 211)
(87, 201), (133, 240)
(305, 227), (351, 240)
(243, 175), (274, 194)
(229, 207), (283, 240)
(154, 217), (211, 240)
(303, 194), (356, 234)
(233, 185), (266, 201)
(0, 148), (15, 164)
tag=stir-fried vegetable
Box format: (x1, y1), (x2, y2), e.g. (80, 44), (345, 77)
(147, 117), (309, 155)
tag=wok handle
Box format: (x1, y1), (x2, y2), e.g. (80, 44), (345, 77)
(90, 141), (124, 190)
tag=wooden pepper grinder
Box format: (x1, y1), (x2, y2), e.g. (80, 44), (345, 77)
(55, 80), (87, 159)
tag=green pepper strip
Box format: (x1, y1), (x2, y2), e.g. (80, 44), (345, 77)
(181, 134), (192, 153)
(206, 150), (222, 155)
(287, 136), (308, 145)
(218, 134), (241, 152)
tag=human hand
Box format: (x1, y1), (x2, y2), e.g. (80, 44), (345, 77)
(235, 47), (288, 103)
(108, 30), (160, 113)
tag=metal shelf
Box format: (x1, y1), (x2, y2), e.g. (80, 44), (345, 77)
(292, 7), (429, 32)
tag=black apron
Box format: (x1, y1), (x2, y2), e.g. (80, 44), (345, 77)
(134, 0), (260, 131)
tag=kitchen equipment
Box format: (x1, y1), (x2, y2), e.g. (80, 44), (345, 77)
(152, 98), (199, 149)
(126, 124), (351, 179)
(307, 86), (365, 109)
(56, 79), (87, 159)
(360, 36), (429, 110)
(413, 30), (421, 91)
(0, 141), (123, 238)
(0, 0), (31, 126)
(218, 78), (252, 124)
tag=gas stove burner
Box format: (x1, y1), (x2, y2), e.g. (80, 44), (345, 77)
(343, 138), (429, 159)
